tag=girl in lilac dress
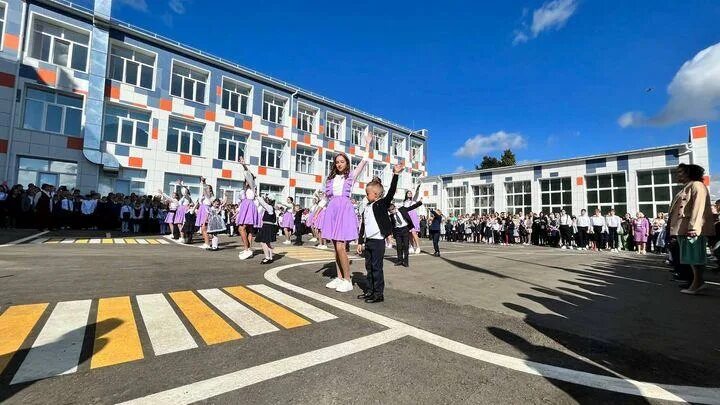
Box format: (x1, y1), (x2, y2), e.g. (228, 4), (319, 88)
(280, 197), (295, 245)
(157, 190), (180, 238)
(323, 132), (373, 293)
(174, 182), (193, 243)
(403, 182), (423, 254)
(633, 212), (650, 255)
(194, 177), (214, 250)
(236, 157), (258, 260)
(313, 193), (328, 249)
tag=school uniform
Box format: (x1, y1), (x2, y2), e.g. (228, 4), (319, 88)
(293, 210), (304, 245)
(391, 201), (422, 267)
(358, 173), (399, 302)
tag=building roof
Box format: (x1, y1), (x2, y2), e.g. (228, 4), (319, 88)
(425, 142), (690, 182)
(42, 0), (426, 139)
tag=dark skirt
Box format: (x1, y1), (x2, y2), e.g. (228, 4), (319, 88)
(255, 224), (277, 243)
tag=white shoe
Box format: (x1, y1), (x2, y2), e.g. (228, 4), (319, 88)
(335, 279), (353, 293)
(560, 245), (566, 250)
(309, 237), (318, 242)
(200, 244), (211, 250)
(415, 247), (421, 254)
(320, 245), (329, 250)
(283, 240), (291, 245)
(238, 249), (252, 260)
(325, 278), (341, 289)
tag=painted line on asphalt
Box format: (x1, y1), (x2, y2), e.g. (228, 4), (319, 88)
(168, 291), (242, 345)
(0, 303), (49, 375)
(0, 230), (49, 247)
(136, 294), (198, 356)
(197, 288), (279, 336)
(247, 284), (338, 323)
(90, 296), (144, 369)
(117, 328), (407, 405)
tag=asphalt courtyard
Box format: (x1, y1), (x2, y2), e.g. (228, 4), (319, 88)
(1, 229), (719, 404)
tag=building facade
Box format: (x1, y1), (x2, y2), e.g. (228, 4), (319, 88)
(0, 0), (428, 207)
(419, 125), (711, 219)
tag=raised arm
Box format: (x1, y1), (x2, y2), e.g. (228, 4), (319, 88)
(256, 196), (274, 213)
(412, 181), (422, 202)
(239, 157), (256, 190)
(351, 131), (374, 180)
(382, 162), (405, 204)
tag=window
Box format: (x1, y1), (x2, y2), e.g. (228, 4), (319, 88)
(295, 188), (314, 208)
(103, 105), (150, 147)
(217, 179), (245, 203)
(540, 177), (572, 214)
(350, 121), (366, 145)
(99, 168), (146, 196)
(391, 135), (405, 157)
(295, 146), (315, 174)
(261, 139), (283, 169)
(372, 163), (387, 183)
(373, 129), (387, 152)
(433, 184), (438, 196)
(29, 17), (89, 71)
(259, 183), (284, 199)
(586, 173), (627, 216)
(262, 92), (286, 124)
(297, 104), (317, 133)
(221, 78), (251, 115)
(23, 87), (82, 136)
(166, 118), (204, 156)
(637, 168), (683, 217)
(472, 184), (494, 214)
(108, 43), (155, 90)
(170, 62), (208, 103)
(217, 129), (246, 161)
(0, 4), (6, 50)
(164, 173), (202, 197)
(350, 157), (369, 181)
(17, 157), (77, 189)
(411, 142), (423, 162)
(447, 187), (466, 218)
(504, 180), (531, 215)
(326, 113), (344, 140)
(325, 152), (335, 176)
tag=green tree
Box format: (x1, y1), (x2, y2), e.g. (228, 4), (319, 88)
(476, 149), (516, 170)
(499, 149), (517, 167)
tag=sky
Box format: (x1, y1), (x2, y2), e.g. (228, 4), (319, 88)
(100, 0), (719, 195)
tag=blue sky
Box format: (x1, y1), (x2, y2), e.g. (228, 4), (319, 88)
(104, 0), (718, 187)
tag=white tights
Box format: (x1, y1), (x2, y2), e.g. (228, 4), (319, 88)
(211, 235), (218, 249)
(261, 243), (273, 259)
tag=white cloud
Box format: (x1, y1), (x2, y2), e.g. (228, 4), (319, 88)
(454, 166), (466, 173)
(619, 42), (720, 127)
(513, 0), (578, 45)
(168, 0), (188, 14)
(116, 0), (148, 12)
(453, 131), (527, 158)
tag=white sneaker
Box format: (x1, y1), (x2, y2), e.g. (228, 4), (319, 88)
(283, 240), (291, 245)
(309, 237), (318, 242)
(200, 244), (210, 250)
(335, 279), (353, 293)
(325, 278), (341, 289)
(238, 249), (253, 260)
(415, 247), (421, 254)
(560, 245), (566, 250)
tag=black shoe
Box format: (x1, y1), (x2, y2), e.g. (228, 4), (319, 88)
(357, 292), (373, 300)
(260, 258), (274, 264)
(365, 294), (384, 303)
(394, 262), (403, 266)
(403, 263), (409, 268)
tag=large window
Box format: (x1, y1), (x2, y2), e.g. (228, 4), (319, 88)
(326, 113), (344, 140)
(0, 4), (6, 50)
(17, 157), (77, 189)
(261, 139), (283, 169)
(540, 177), (572, 214)
(99, 168), (146, 196)
(295, 146), (315, 174)
(505, 180), (531, 215)
(472, 184), (494, 214)
(391, 135), (405, 157)
(411, 141), (423, 162)
(447, 186), (466, 218)
(217, 129), (246, 161)
(373, 128), (387, 152)
(351, 121), (366, 145)
(170, 62), (208, 103)
(108, 43), (155, 90)
(325, 152), (335, 176)
(372, 162), (387, 183)
(103, 105), (150, 147)
(23, 87), (82, 136)
(297, 104), (317, 133)
(586, 173), (627, 216)
(295, 188), (314, 208)
(221, 78), (251, 115)
(29, 17), (89, 71)
(637, 168), (683, 217)
(166, 119), (204, 156)
(259, 184), (284, 199)
(262, 92), (286, 124)
(217, 179), (245, 203)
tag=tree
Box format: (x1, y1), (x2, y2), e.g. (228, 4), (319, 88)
(475, 149), (517, 170)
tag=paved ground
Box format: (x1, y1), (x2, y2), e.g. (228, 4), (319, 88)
(0, 229), (718, 404)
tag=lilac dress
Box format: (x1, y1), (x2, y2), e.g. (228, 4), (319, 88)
(194, 195), (212, 226)
(320, 174), (358, 241)
(174, 196), (191, 225)
(236, 189), (258, 226)
(404, 200), (421, 231)
(633, 218), (650, 243)
(281, 211), (294, 230)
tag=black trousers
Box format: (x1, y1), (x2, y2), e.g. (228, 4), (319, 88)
(430, 230), (440, 253)
(364, 239), (386, 295)
(293, 223), (303, 245)
(394, 227), (410, 265)
(577, 226), (588, 248)
(559, 225), (572, 246)
(608, 227), (618, 249)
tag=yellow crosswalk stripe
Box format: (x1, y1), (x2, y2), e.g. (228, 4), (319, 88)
(224, 286), (310, 329)
(0, 303), (48, 374)
(146, 239), (160, 244)
(45, 238), (61, 244)
(102, 238), (114, 244)
(124, 238), (137, 244)
(74, 239), (89, 244)
(169, 291), (242, 345)
(91, 297), (144, 369)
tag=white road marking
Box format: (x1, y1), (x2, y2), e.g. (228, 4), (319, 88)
(30, 238), (49, 244)
(157, 239), (170, 245)
(113, 238), (126, 244)
(0, 230), (49, 247)
(89, 239), (101, 244)
(117, 329), (406, 405)
(136, 239), (149, 244)
(12, 300), (92, 384)
(60, 238), (76, 244)
(136, 294), (198, 356)
(196, 289), (279, 336)
(247, 284), (337, 322)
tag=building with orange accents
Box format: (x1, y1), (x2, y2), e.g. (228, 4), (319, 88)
(0, 0), (427, 207)
(419, 125), (711, 218)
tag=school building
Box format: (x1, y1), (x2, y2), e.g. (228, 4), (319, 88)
(0, 0), (428, 207)
(418, 125), (711, 218)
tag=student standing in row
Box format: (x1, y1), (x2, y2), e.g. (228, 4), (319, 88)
(606, 208), (621, 252)
(429, 208), (444, 256)
(390, 198), (423, 267)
